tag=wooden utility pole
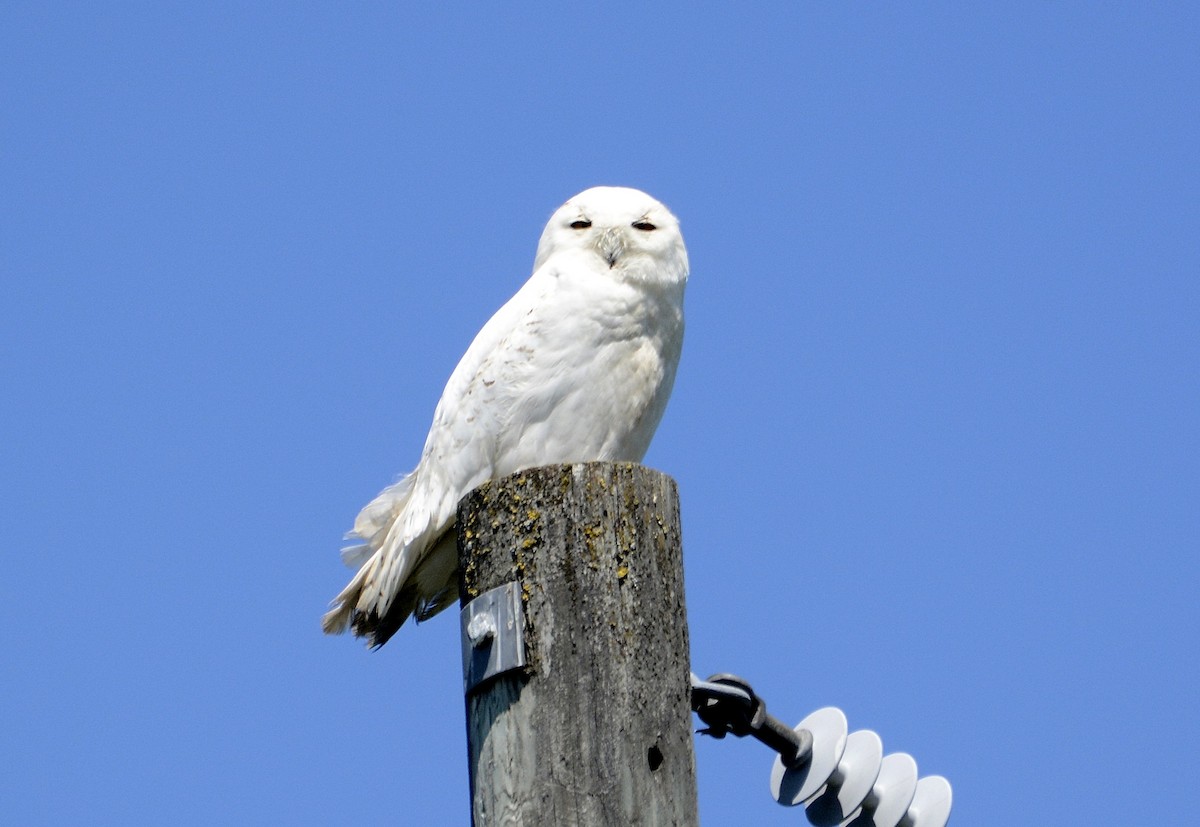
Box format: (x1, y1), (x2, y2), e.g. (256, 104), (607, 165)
(457, 462), (698, 827)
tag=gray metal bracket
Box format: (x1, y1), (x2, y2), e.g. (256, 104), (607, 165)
(460, 580), (527, 695)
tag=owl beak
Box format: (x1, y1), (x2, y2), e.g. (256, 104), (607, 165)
(597, 228), (625, 268)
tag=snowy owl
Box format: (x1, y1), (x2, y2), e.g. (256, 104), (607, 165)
(323, 186), (689, 648)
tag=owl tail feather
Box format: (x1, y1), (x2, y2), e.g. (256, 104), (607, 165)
(321, 547), (426, 649)
(323, 469), (461, 647)
(322, 474), (419, 644)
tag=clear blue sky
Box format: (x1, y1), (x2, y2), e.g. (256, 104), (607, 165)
(3, 4), (1196, 825)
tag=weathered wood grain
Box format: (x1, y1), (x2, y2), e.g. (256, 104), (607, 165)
(458, 462), (697, 827)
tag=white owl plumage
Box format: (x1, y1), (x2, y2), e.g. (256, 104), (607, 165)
(323, 186), (689, 647)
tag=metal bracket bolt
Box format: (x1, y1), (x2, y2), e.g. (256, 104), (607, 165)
(460, 580), (527, 695)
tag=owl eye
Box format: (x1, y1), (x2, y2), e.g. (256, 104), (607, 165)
(570, 219), (592, 229)
(632, 220), (657, 231)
